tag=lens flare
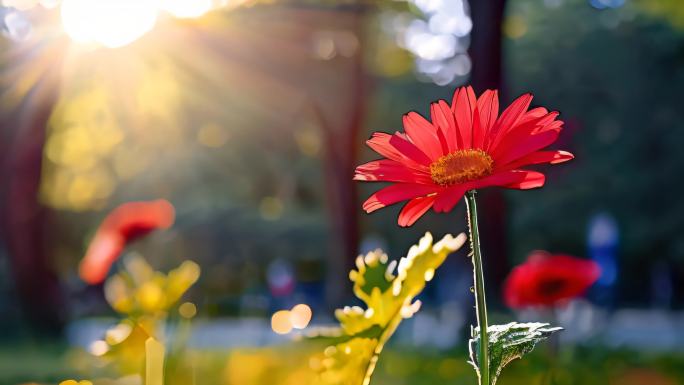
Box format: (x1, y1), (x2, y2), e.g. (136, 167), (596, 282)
(290, 304), (312, 329)
(161, 0), (213, 19)
(60, 0), (158, 48)
(271, 310), (293, 335)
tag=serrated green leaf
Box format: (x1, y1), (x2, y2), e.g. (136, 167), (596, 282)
(309, 232), (467, 385)
(469, 322), (563, 385)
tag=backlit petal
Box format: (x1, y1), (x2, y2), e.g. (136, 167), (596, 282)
(470, 170), (545, 190)
(389, 133), (433, 166)
(431, 100), (459, 152)
(403, 112), (442, 160)
(362, 183), (438, 213)
(398, 195), (436, 227)
(433, 185), (468, 213)
(354, 159), (433, 184)
(493, 129), (561, 166)
(499, 150), (574, 170)
(486, 93), (533, 150)
(472, 89), (498, 149)
(452, 86), (477, 149)
(366, 132), (428, 171)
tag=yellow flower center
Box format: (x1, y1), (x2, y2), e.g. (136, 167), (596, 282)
(429, 149), (494, 186)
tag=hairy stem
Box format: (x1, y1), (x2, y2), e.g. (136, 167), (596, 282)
(465, 190), (490, 385)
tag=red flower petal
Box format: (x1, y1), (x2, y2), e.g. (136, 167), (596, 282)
(490, 111), (561, 155)
(389, 133), (432, 166)
(493, 129), (561, 166)
(502, 170), (546, 189)
(499, 150), (574, 170)
(472, 89), (499, 149)
(452, 86), (477, 149)
(362, 183), (438, 213)
(354, 159), (433, 184)
(464, 170), (540, 190)
(486, 93), (533, 151)
(398, 195), (436, 227)
(433, 185), (468, 213)
(431, 100), (459, 152)
(79, 200), (175, 284)
(79, 235), (125, 286)
(366, 132), (428, 171)
(403, 112), (443, 160)
(518, 107), (548, 125)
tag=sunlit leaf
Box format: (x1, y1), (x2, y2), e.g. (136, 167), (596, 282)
(310, 232), (467, 385)
(469, 322), (563, 385)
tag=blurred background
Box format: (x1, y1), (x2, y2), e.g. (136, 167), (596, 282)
(0, 0), (683, 384)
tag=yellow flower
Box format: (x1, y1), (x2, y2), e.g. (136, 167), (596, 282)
(104, 254), (200, 316)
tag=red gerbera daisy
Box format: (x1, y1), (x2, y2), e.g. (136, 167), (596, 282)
(503, 251), (601, 309)
(354, 86), (573, 226)
(79, 199), (175, 284)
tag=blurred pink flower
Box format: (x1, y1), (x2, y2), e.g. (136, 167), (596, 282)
(79, 200), (175, 284)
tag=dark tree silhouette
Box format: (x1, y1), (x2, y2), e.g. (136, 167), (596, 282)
(0, 63), (66, 335)
(468, 0), (510, 296)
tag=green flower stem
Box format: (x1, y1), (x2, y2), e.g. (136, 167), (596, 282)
(465, 190), (490, 385)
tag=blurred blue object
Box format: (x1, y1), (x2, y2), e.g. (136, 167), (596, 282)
(589, 0), (625, 9)
(588, 212), (618, 307)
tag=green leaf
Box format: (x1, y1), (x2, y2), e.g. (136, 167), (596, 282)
(308, 232), (467, 385)
(469, 322), (563, 385)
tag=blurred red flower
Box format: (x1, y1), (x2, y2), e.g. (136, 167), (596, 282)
(503, 251), (601, 309)
(354, 86), (573, 226)
(79, 200), (175, 284)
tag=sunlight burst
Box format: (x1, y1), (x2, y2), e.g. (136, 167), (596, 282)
(161, 0), (213, 19)
(60, 0), (158, 48)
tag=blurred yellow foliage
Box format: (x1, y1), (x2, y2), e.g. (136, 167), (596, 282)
(40, 54), (184, 211)
(59, 380), (93, 385)
(104, 254), (200, 315)
(85, 254), (201, 378)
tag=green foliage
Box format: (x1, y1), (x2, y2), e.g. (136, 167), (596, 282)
(634, 0), (684, 29)
(469, 322), (563, 385)
(504, 0), (684, 275)
(309, 232), (467, 385)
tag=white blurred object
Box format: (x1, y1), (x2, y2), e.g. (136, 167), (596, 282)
(39, 0), (59, 9)
(410, 302), (464, 349)
(604, 309), (682, 351)
(2, 0), (39, 11)
(3, 10), (31, 40)
(556, 299), (606, 343)
(359, 234), (388, 256)
(389, 0), (472, 85)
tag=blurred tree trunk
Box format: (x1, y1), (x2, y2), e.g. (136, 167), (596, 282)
(0, 69), (65, 335)
(469, 0), (509, 297)
(469, 0), (506, 91)
(318, 6), (368, 308)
